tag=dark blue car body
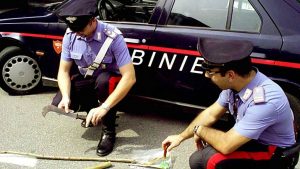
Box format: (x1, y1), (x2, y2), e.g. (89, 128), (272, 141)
(0, 0), (300, 115)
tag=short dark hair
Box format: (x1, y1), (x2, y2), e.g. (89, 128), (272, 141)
(218, 57), (253, 77)
(65, 16), (93, 32)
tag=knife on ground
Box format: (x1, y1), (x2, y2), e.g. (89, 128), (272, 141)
(42, 105), (86, 120)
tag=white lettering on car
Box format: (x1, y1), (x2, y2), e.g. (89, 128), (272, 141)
(159, 53), (177, 69)
(131, 49), (144, 65)
(179, 55), (188, 72)
(148, 52), (156, 67)
(191, 57), (204, 74)
(131, 49), (204, 74)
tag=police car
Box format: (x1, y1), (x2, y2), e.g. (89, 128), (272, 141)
(0, 0), (300, 125)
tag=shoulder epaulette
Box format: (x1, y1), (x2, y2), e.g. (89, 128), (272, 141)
(103, 24), (121, 39)
(253, 86), (266, 104)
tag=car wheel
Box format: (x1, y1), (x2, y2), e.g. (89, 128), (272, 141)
(286, 92), (300, 142)
(0, 46), (42, 95)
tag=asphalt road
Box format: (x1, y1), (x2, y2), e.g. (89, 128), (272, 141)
(0, 88), (299, 169)
(0, 88), (196, 169)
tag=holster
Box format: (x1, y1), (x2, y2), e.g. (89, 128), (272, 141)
(281, 143), (300, 158)
(271, 143), (300, 169)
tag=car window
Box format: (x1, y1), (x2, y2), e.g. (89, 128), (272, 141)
(167, 0), (230, 29)
(98, 0), (158, 23)
(167, 0), (261, 33)
(231, 0), (261, 32)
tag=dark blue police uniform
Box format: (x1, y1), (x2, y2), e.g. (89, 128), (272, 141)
(51, 0), (132, 157)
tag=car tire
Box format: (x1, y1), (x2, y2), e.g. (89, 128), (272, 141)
(285, 92), (300, 142)
(0, 46), (42, 95)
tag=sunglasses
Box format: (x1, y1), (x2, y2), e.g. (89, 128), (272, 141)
(205, 69), (222, 77)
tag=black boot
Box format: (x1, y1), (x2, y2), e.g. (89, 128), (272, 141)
(96, 132), (116, 156)
(96, 109), (117, 156)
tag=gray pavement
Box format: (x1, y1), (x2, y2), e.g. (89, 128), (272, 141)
(0, 88), (299, 169)
(0, 88), (195, 169)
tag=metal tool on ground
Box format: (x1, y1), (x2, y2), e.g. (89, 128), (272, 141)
(42, 105), (90, 127)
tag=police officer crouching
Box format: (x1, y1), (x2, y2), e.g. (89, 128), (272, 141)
(162, 38), (298, 169)
(51, 0), (136, 156)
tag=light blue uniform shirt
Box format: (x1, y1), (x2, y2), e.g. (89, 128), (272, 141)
(61, 20), (131, 76)
(217, 69), (295, 147)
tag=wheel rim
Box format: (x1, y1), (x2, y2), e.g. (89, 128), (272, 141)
(2, 55), (41, 91)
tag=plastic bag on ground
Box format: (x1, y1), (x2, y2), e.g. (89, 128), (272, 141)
(129, 148), (173, 169)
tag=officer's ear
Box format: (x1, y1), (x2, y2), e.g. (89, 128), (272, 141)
(226, 70), (236, 81)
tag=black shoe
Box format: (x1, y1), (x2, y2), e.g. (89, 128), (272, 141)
(96, 133), (115, 156)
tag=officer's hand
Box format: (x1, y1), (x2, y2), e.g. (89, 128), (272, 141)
(85, 108), (95, 128)
(194, 134), (206, 150)
(162, 135), (184, 152)
(58, 97), (71, 113)
(86, 107), (108, 127)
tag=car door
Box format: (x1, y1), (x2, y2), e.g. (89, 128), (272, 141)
(150, 0), (282, 107)
(97, 0), (170, 100)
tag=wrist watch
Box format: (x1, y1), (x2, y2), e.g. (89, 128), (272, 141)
(193, 125), (202, 137)
(100, 103), (110, 111)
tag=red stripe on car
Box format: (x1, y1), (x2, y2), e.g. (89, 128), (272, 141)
(252, 58), (300, 69)
(1, 32), (63, 40)
(2, 32), (300, 69)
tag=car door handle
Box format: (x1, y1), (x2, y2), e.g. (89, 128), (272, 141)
(250, 52), (266, 58)
(124, 38), (140, 44)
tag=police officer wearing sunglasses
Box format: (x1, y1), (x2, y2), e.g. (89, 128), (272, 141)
(51, 0), (136, 156)
(162, 38), (298, 169)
